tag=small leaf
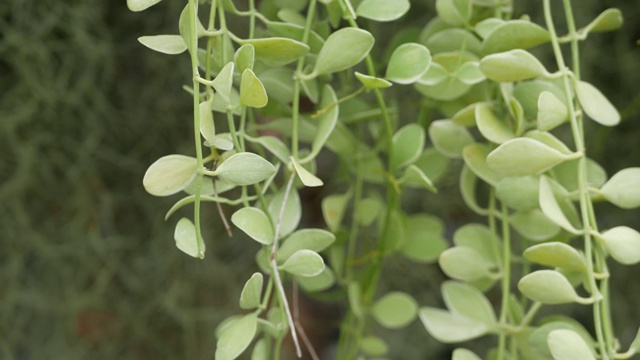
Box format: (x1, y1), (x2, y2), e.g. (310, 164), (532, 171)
(452, 348), (482, 360)
(585, 8), (623, 33)
(511, 209), (561, 241)
(372, 292), (418, 329)
(482, 20), (550, 54)
(385, 43), (432, 85)
(199, 99), (215, 143)
(355, 196), (383, 226)
(486, 138), (576, 177)
(442, 281), (497, 327)
(348, 282), (364, 318)
(599, 226), (640, 265)
(355, 72), (392, 90)
(462, 143), (501, 186)
(138, 35), (187, 54)
(456, 62), (485, 85)
(419, 307), (490, 343)
(214, 153), (275, 186)
(174, 217), (201, 258)
(600, 167), (640, 209)
(518, 270), (579, 304)
(234, 44), (255, 73)
(277, 229), (336, 262)
(495, 176), (540, 211)
(244, 135), (290, 163)
(435, 0), (472, 27)
(239, 273), (263, 309)
(539, 176), (581, 234)
(295, 267), (335, 292)
(391, 123), (425, 170)
(360, 336), (388, 356)
(309, 85), (339, 161)
(524, 242), (586, 272)
(291, 157), (323, 187)
(127, 0), (162, 12)
(537, 91), (568, 131)
(322, 192), (350, 233)
(529, 319), (595, 359)
(212, 133), (235, 150)
(313, 28), (374, 75)
(356, 0), (410, 22)
(399, 165), (437, 193)
(629, 326), (640, 353)
(251, 338), (268, 360)
(231, 207), (274, 245)
(240, 69), (268, 108)
(279, 249), (325, 277)
(240, 37), (309, 67)
(143, 154), (197, 196)
(212, 62), (235, 105)
(548, 329), (597, 360)
(215, 313), (258, 360)
(267, 187), (301, 239)
(400, 215), (447, 263)
(475, 103), (515, 144)
(575, 80), (620, 126)
(439, 247), (492, 282)
(429, 119), (475, 159)
(480, 49), (547, 82)
(460, 166), (489, 216)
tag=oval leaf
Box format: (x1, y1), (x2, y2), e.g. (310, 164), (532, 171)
(442, 281), (497, 327)
(523, 242), (586, 272)
(575, 80), (620, 126)
(600, 167), (640, 209)
(214, 152), (275, 186)
(482, 20), (550, 54)
(234, 44), (255, 73)
(429, 119), (475, 159)
(360, 336), (388, 356)
(212, 62), (235, 105)
(138, 35), (187, 55)
(439, 246), (492, 282)
(240, 37), (309, 67)
(453, 348), (482, 360)
(419, 307), (490, 343)
(174, 217), (201, 258)
(278, 229), (336, 262)
(487, 138), (575, 177)
(239, 273), (263, 309)
(585, 8), (623, 33)
(279, 249), (325, 277)
(462, 143), (501, 186)
(240, 69), (268, 108)
(539, 176), (581, 234)
(391, 123), (425, 170)
(548, 329), (597, 360)
(537, 91), (568, 131)
(480, 49), (547, 82)
(231, 207), (274, 245)
(356, 0), (410, 22)
(295, 267), (335, 292)
(268, 187), (301, 239)
(600, 226), (640, 265)
(143, 154), (197, 196)
(386, 43), (432, 84)
(475, 103), (515, 144)
(127, 0), (162, 12)
(511, 209), (561, 241)
(400, 215), (447, 263)
(518, 270), (579, 304)
(372, 292), (418, 329)
(215, 313), (258, 360)
(313, 28), (374, 75)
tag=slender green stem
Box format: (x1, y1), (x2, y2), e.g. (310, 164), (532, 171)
(497, 203), (512, 360)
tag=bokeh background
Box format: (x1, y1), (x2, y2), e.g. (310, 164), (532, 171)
(1, 0), (639, 359)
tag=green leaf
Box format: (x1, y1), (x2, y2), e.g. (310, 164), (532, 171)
(462, 143), (501, 186)
(348, 282), (364, 319)
(400, 215), (447, 263)
(391, 123), (425, 170)
(240, 37), (309, 67)
(419, 307), (490, 343)
(313, 28), (374, 75)
(475, 103), (515, 144)
(537, 91), (568, 131)
(277, 229), (336, 262)
(475, 18), (505, 39)
(265, 21), (325, 53)
(244, 135), (290, 163)
(452, 348), (482, 360)
(511, 209), (561, 241)
(524, 242), (586, 272)
(575, 80), (620, 126)
(426, 28), (483, 55)
(479, 49), (547, 82)
(127, 0), (162, 12)
(372, 292), (418, 329)
(442, 281), (497, 327)
(453, 223), (501, 265)
(524, 130), (572, 155)
(138, 35), (187, 55)
(239, 273), (263, 309)
(267, 187), (301, 239)
(460, 166), (489, 216)
(482, 20), (550, 54)
(143, 154), (197, 196)
(215, 313), (258, 360)
(518, 270), (579, 304)
(322, 192), (350, 233)
(240, 69), (268, 108)
(439, 247), (492, 282)
(231, 207), (274, 245)
(599, 226), (640, 265)
(385, 43), (431, 85)
(354, 196), (383, 226)
(199, 98), (215, 143)
(629, 326), (640, 354)
(214, 153), (275, 186)
(212, 133), (235, 150)
(435, 0), (472, 27)
(308, 85), (339, 161)
(539, 176), (581, 234)
(529, 319), (596, 359)
(399, 165), (437, 193)
(429, 119), (475, 159)
(178, 5), (203, 55)
(584, 8), (623, 33)
(553, 158), (607, 192)
(600, 167), (640, 209)
(495, 176), (540, 211)
(486, 138), (577, 177)
(174, 217), (201, 258)
(291, 156), (323, 187)
(356, 0), (410, 22)
(360, 336), (388, 356)
(251, 338), (268, 360)
(212, 62), (235, 106)
(234, 44), (255, 73)
(355, 72), (393, 90)
(279, 249), (325, 277)
(295, 267), (335, 292)
(456, 62), (485, 85)
(548, 329), (597, 360)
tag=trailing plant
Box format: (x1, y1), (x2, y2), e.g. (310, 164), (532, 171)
(128, 0), (640, 358)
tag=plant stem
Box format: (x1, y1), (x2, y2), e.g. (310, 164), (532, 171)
(497, 203), (512, 360)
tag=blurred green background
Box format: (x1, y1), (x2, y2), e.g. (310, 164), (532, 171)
(1, 1), (638, 359)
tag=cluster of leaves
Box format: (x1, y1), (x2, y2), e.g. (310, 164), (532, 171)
(129, 0), (640, 359)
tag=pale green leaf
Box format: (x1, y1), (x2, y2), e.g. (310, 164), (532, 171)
(291, 156), (323, 187)
(575, 80), (620, 126)
(138, 35), (186, 54)
(234, 44), (255, 73)
(584, 8), (623, 33)
(400, 215), (447, 263)
(239, 273), (263, 309)
(629, 326), (640, 353)
(244, 135), (290, 163)
(279, 249), (325, 277)
(355, 72), (393, 90)
(399, 165), (437, 193)
(419, 307), (490, 343)
(385, 43), (432, 85)
(348, 282), (364, 319)
(214, 152), (275, 186)
(127, 0), (162, 12)
(486, 138), (576, 177)
(537, 91), (568, 131)
(435, 0), (472, 26)
(211, 133), (235, 150)
(295, 267), (335, 292)
(453, 223), (500, 265)
(267, 187), (301, 239)
(439, 247), (492, 282)
(410, 148), (451, 185)
(251, 338), (268, 360)
(322, 192), (350, 233)
(460, 166), (489, 216)
(523, 242), (586, 272)
(518, 270), (579, 304)
(277, 229), (336, 262)
(442, 281), (497, 327)
(495, 176), (540, 211)
(240, 69), (268, 108)
(600, 167), (640, 209)
(529, 319), (596, 359)
(452, 348), (482, 360)
(356, 0), (410, 22)
(199, 98), (215, 143)
(524, 130), (572, 155)
(429, 119), (475, 159)
(372, 292), (418, 329)
(474, 18), (505, 39)
(600, 226), (640, 265)
(143, 154), (197, 196)
(456, 62), (485, 85)
(212, 62), (235, 105)
(360, 336), (388, 356)
(511, 209), (561, 241)
(482, 20), (550, 54)
(480, 49), (547, 82)
(391, 123), (425, 170)
(174, 217), (201, 258)
(313, 28), (374, 75)
(475, 103), (515, 144)
(548, 329), (597, 360)
(240, 37), (309, 67)
(539, 176), (581, 234)
(231, 207), (274, 245)
(309, 85), (339, 161)
(215, 313), (258, 360)
(462, 143), (501, 186)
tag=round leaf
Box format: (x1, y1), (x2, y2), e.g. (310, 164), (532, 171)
(174, 217), (201, 258)
(575, 80), (620, 127)
(547, 329), (597, 360)
(360, 336), (388, 356)
(372, 292), (418, 329)
(279, 249), (325, 277)
(214, 152), (275, 186)
(479, 49), (547, 82)
(385, 43), (432, 85)
(138, 35), (187, 55)
(511, 209), (561, 241)
(313, 28), (374, 75)
(400, 215), (447, 263)
(435, 0), (472, 27)
(429, 119), (475, 159)
(439, 246), (492, 282)
(486, 138), (575, 177)
(419, 307), (490, 343)
(442, 281), (497, 327)
(600, 167), (640, 209)
(453, 224), (500, 265)
(523, 242), (586, 272)
(518, 270), (579, 304)
(231, 207), (274, 245)
(143, 154), (197, 196)
(321, 192), (350, 233)
(239, 273), (263, 309)
(600, 226), (640, 265)
(215, 313), (258, 360)
(391, 123), (425, 170)
(495, 176), (540, 211)
(277, 229), (336, 262)
(482, 20), (550, 54)
(462, 143), (501, 186)
(475, 103), (515, 144)
(356, 0), (410, 22)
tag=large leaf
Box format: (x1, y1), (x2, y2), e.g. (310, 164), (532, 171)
(231, 207), (274, 245)
(435, 0), (472, 27)
(487, 138), (577, 177)
(214, 153), (275, 186)
(482, 20), (550, 54)
(356, 0), (410, 22)
(600, 167), (640, 209)
(442, 281), (497, 327)
(429, 120), (475, 159)
(419, 307), (490, 343)
(313, 28), (374, 75)
(475, 103), (515, 144)
(385, 43), (431, 84)
(547, 329), (597, 360)
(575, 80), (620, 126)
(372, 292), (418, 329)
(215, 313), (258, 360)
(400, 215), (447, 263)
(439, 247), (492, 282)
(523, 242), (586, 272)
(143, 154), (197, 196)
(518, 270), (579, 304)
(480, 49), (547, 82)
